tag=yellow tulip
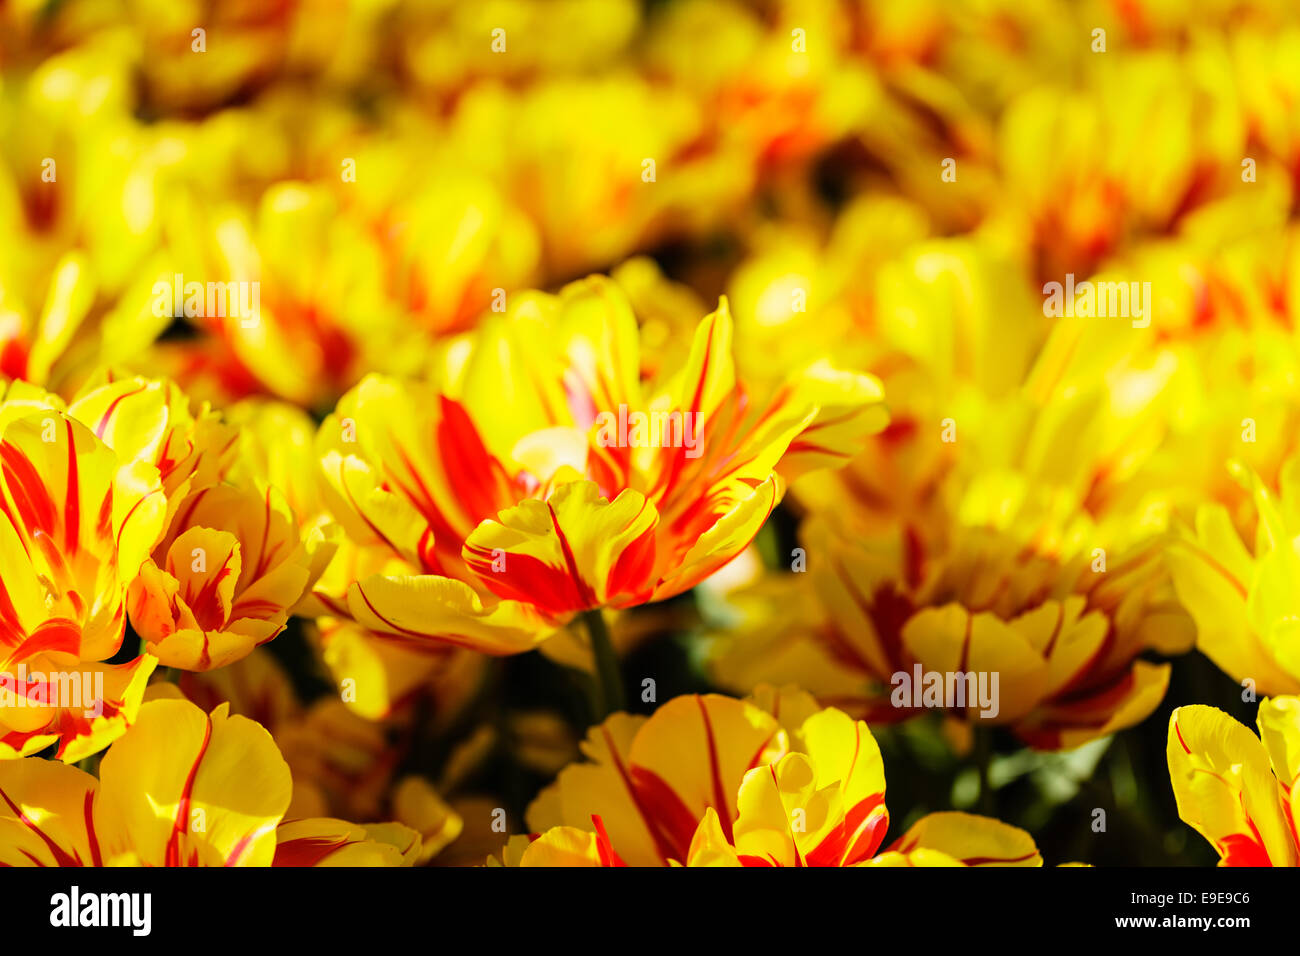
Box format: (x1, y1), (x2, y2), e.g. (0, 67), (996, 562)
(0, 698), (418, 866)
(313, 276), (885, 655)
(1168, 697), (1300, 866)
(0, 398), (165, 761)
(512, 687), (1041, 867)
(126, 483), (323, 671)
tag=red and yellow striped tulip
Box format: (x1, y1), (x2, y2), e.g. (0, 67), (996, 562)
(711, 509), (1190, 750)
(126, 482), (329, 671)
(0, 400), (165, 761)
(314, 276), (885, 656)
(512, 687), (1040, 867)
(0, 698), (418, 866)
(1167, 697), (1300, 866)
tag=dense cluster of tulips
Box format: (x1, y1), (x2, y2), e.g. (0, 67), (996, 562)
(2, 0), (1300, 868)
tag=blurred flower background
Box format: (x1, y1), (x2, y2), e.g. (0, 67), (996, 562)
(2, 0), (1300, 867)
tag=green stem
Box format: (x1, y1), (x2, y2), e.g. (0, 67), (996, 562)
(583, 608), (624, 720)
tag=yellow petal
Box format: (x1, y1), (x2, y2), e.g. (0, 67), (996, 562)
(0, 758), (98, 866)
(1167, 704), (1297, 867)
(95, 699), (291, 866)
(888, 811), (1042, 866)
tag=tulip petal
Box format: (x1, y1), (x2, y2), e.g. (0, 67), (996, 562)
(94, 699), (291, 866)
(887, 811), (1042, 866)
(1167, 704), (1297, 867)
(465, 480), (659, 614)
(346, 572), (554, 655)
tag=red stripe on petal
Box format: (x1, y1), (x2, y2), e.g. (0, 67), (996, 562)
(165, 715), (213, 866)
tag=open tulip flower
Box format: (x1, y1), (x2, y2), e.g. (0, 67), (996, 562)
(0, 391), (165, 761)
(1167, 697), (1300, 867)
(312, 276), (886, 658)
(64, 374), (334, 672)
(125, 482), (330, 671)
(711, 491), (1191, 751)
(506, 687), (1041, 867)
(0, 697), (420, 866)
